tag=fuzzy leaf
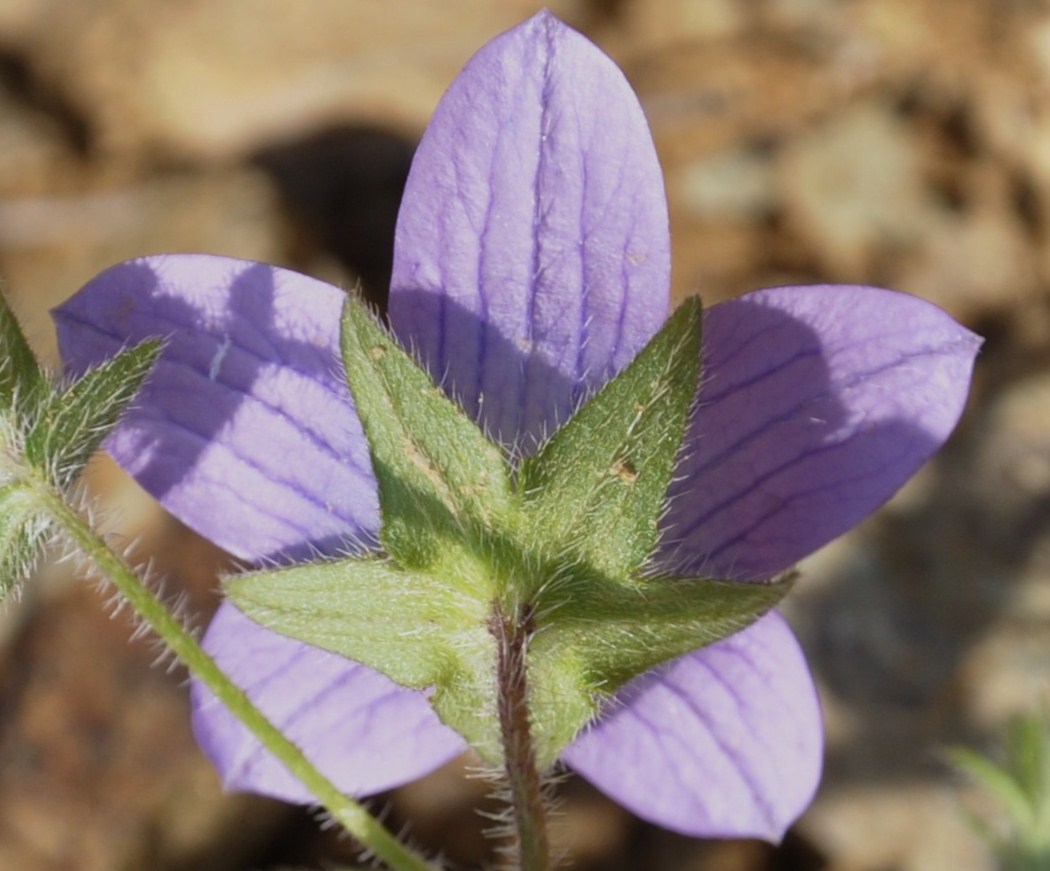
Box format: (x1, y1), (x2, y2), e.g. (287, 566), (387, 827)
(0, 483), (50, 600)
(25, 339), (162, 487)
(0, 291), (47, 417)
(949, 746), (1036, 831)
(340, 296), (513, 573)
(519, 298), (701, 580)
(226, 555), (500, 758)
(0, 293), (55, 599)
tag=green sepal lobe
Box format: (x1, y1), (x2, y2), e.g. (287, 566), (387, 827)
(546, 572), (792, 689)
(227, 553), (501, 757)
(519, 297), (702, 583)
(340, 296), (513, 576)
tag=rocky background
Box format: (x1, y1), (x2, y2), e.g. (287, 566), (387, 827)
(0, 1), (1047, 869)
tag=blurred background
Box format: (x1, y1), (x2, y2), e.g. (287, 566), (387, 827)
(0, 0), (1047, 868)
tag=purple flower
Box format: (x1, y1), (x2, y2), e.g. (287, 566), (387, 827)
(53, 12), (979, 840)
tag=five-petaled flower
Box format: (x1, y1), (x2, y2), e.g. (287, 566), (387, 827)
(53, 12), (979, 841)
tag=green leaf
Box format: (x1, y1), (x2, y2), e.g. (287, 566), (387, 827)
(24, 338), (162, 487)
(519, 297), (702, 581)
(0, 291), (55, 600)
(0, 483), (51, 600)
(1008, 713), (1050, 816)
(0, 291), (47, 417)
(949, 708), (1050, 863)
(227, 554), (502, 758)
(949, 746), (1035, 831)
(340, 296), (514, 574)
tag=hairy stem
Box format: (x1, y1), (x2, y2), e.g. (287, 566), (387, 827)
(40, 485), (437, 871)
(493, 604), (552, 871)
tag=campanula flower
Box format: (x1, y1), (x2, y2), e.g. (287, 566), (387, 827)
(53, 11), (979, 840)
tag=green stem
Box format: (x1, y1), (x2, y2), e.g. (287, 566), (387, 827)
(41, 487), (438, 871)
(493, 604), (552, 871)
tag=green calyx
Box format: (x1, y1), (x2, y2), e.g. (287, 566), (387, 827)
(228, 295), (789, 765)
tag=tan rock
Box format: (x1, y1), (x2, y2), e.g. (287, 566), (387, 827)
(778, 98), (941, 278)
(7, 0), (585, 160)
(0, 168), (286, 364)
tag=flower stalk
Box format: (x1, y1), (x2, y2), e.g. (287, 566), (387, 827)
(493, 604), (551, 871)
(34, 481), (438, 871)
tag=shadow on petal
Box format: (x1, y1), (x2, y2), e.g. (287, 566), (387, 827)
(54, 255), (379, 563)
(391, 289), (585, 452)
(659, 285), (980, 580)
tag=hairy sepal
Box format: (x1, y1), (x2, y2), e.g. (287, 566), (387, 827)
(340, 296), (514, 575)
(226, 553), (500, 758)
(519, 298), (702, 583)
(528, 571), (793, 762)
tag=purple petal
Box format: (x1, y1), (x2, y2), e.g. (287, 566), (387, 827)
(53, 255), (377, 562)
(192, 603), (467, 802)
(561, 612), (821, 840)
(660, 285), (981, 579)
(389, 10), (670, 446)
